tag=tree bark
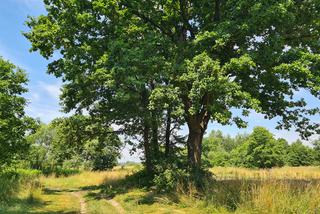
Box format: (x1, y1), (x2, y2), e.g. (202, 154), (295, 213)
(143, 124), (153, 174)
(151, 117), (159, 158)
(186, 114), (209, 171)
(165, 108), (172, 157)
(214, 0), (221, 22)
(187, 125), (204, 171)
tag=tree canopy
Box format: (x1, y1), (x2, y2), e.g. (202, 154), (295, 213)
(0, 57), (35, 168)
(25, 0), (320, 172)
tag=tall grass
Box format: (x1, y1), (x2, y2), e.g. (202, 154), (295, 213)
(210, 166), (320, 180)
(192, 167), (320, 213)
(0, 168), (41, 202)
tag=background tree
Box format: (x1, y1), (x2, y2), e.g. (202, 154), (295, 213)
(27, 115), (122, 172)
(25, 0), (320, 172)
(244, 127), (285, 168)
(313, 139), (320, 165)
(27, 123), (57, 171)
(287, 140), (314, 166)
(0, 57), (35, 168)
(202, 130), (248, 167)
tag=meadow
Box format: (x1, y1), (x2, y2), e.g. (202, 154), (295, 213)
(1, 166), (320, 214)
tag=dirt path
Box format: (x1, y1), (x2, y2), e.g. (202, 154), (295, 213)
(71, 191), (87, 214)
(107, 199), (125, 214)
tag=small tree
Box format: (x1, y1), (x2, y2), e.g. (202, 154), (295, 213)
(245, 127), (285, 168)
(287, 140), (314, 166)
(27, 124), (57, 170)
(202, 130), (248, 167)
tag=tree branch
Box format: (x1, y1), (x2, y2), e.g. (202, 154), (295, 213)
(122, 2), (176, 42)
(179, 0), (195, 39)
(214, 0), (221, 22)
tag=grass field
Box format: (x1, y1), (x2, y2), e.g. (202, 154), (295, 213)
(1, 166), (320, 213)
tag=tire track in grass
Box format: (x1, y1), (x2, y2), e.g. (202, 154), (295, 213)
(107, 199), (125, 214)
(72, 191), (87, 214)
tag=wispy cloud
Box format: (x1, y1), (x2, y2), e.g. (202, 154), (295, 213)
(38, 81), (61, 99)
(11, 0), (46, 14)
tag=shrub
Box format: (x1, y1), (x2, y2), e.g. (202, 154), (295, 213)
(153, 168), (189, 192)
(0, 168), (41, 202)
(41, 166), (80, 177)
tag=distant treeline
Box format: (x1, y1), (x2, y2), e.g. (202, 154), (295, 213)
(203, 127), (320, 168)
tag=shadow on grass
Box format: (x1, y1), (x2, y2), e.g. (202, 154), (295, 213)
(43, 188), (79, 195)
(0, 197), (78, 214)
(82, 170), (155, 200)
(76, 169), (320, 213)
(82, 170), (183, 208)
(0, 187), (85, 214)
(0, 197), (59, 214)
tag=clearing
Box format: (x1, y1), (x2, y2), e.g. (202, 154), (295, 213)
(1, 166), (320, 213)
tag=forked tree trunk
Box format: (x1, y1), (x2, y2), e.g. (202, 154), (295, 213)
(187, 127), (205, 171)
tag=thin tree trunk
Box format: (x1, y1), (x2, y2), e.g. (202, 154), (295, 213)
(151, 114), (159, 158)
(143, 124), (153, 174)
(165, 109), (172, 157)
(214, 0), (221, 22)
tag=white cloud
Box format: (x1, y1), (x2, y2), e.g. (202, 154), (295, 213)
(26, 104), (65, 123)
(30, 92), (40, 102)
(14, 0), (46, 13)
(38, 81), (61, 99)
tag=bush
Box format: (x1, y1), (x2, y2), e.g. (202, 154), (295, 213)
(53, 167), (80, 177)
(0, 168), (41, 202)
(41, 166), (80, 177)
(153, 168), (189, 192)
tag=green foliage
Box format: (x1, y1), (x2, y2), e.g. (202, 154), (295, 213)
(26, 115), (122, 174)
(203, 127), (318, 169)
(83, 139), (119, 170)
(313, 139), (320, 165)
(0, 168), (41, 202)
(45, 167), (80, 177)
(0, 57), (36, 167)
(203, 130), (249, 167)
(153, 168), (189, 192)
(287, 140), (314, 166)
(245, 127), (286, 168)
(25, 0), (320, 173)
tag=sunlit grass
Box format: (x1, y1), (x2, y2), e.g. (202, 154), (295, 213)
(210, 166), (320, 180)
(1, 166), (320, 213)
(42, 169), (131, 190)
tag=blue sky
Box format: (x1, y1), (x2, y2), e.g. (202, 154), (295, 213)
(0, 0), (64, 123)
(1, 0), (319, 162)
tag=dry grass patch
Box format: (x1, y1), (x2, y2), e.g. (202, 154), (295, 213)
(210, 166), (320, 180)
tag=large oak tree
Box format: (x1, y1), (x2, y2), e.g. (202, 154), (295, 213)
(25, 0), (320, 171)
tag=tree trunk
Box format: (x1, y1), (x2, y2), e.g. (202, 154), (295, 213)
(187, 126), (204, 171)
(151, 113), (159, 159)
(165, 109), (172, 157)
(143, 124), (153, 174)
(186, 115), (209, 171)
